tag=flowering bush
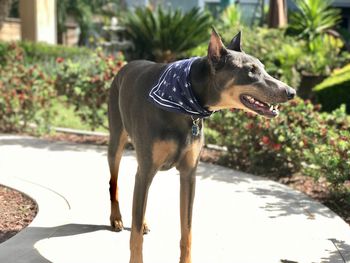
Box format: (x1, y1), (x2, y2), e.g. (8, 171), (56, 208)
(54, 51), (126, 130)
(0, 43), (56, 133)
(205, 98), (350, 189)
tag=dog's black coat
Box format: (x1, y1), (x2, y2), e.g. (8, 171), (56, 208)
(107, 30), (296, 263)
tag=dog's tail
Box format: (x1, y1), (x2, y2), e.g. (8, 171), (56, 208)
(108, 74), (125, 153)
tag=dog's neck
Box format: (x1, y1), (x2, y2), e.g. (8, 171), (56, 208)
(190, 57), (220, 111)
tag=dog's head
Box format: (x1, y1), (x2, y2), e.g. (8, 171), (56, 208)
(206, 29), (296, 118)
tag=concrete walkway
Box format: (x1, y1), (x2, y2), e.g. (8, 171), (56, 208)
(0, 134), (349, 263)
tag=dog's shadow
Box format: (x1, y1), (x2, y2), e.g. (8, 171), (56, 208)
(48, 223), (131, 237)
(0, 223), (131, 263)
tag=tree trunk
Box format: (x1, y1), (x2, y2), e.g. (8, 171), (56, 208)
(0, 0), (13, 30)
(267, 0), (287, 28)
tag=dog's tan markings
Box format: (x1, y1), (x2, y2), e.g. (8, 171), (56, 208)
(183, 139), (203, 169)
(177, 139), (203, 263)
(110, 130), (128, 231)
(209, 84), (258, 114)
(142, 221), (150, 235)
(180, 231), (192, 263)
(130, 228), (143, 263)
(152, 140), (177, 167)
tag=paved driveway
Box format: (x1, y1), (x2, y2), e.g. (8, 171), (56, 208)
(0, 134), (349, 263)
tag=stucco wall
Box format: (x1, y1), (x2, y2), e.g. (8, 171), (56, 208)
(0, 18), (21, 41)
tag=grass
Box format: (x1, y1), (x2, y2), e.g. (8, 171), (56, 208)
(51, 97), (108, 132)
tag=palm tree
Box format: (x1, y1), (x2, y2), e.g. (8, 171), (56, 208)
(124, 6), (212, 62)
(268, 0), (287, 28)
(289, 0), (341, 41)
(0, 0), (13, 30)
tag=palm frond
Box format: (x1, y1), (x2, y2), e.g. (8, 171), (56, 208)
(289, 0), (341, 41)
(124, 6), (213, 62)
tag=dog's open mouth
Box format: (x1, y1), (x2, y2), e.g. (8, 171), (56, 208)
(240, 94), (279, 118)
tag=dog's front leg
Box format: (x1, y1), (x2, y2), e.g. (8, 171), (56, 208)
(130, 167), (155, 263)
(179, 168), (196, 263)
(177, 140), (202, 263)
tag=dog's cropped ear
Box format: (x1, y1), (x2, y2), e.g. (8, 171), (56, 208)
(208, 27), (227, 65)
(227, 31), (242, 52)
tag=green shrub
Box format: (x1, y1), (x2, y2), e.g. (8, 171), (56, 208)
(0, 42), (7, 65)
(218, 4), (241, 31)
(205, 98), (350, 189)
(54, 51), (125, 130)
(288, 0), (341, 42)
(0, 43), (56, 133)
(124, 6), (213, 62)
(0, 41), (94, 74)
(18, 41), (93, 64)
(302, 105), (350, 187)
(314, 64), (350, 113)
(297, 35), (348, 76)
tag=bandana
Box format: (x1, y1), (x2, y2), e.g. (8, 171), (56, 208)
(148, 57), (213, 118)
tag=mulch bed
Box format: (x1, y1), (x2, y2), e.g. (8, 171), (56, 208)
(0, 132), (348, 244)
(0, 185), (38, 243)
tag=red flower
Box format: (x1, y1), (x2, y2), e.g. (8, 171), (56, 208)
(262, 136), (270, 145)
(56, 57), (64, 63)
(245, 123), (254, 129)
(290, 100), (298, 106)
(246, 112), (255, 118)
(272, 143), (281, 151)
(103, 73), (111, 81)
(18, 93), (25, 102)
(314, 104), (322, 111)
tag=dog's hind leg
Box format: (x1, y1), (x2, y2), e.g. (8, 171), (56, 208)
(108, 85), (128, 231)
(129, 165), (157, 263)
(108, 129), (127, 231)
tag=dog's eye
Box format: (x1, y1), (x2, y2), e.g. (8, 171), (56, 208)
(250, 65), (258, 74)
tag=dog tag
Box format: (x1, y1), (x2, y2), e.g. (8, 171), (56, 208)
(192, 118), (200, 136)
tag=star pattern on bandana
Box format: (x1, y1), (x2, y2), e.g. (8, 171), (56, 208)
(148, 57), (213, 117)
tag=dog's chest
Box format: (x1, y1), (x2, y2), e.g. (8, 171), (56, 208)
(152, 131), (203, 171)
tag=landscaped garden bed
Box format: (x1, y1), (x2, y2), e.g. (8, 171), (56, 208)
(0, 185), (37, 243)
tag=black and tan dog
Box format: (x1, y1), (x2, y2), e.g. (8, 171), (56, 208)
(107, 29), (296, 263)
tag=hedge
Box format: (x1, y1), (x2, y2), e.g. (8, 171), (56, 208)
(314, 64), (350, 113)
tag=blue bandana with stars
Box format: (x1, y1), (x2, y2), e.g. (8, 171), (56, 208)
(148, 57), (213, 118)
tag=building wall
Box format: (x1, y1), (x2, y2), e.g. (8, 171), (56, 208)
(126, 0), (199, 10)
(0, 18), (21, 41)
(334, 0), (350, 8)
(164, 0), (198, 11)
(36, 0), (56, 43)
(125, 0), (147, 8)
(20, 0), (56, 44)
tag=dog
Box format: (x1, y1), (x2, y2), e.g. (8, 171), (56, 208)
(107, 29), (296, 263)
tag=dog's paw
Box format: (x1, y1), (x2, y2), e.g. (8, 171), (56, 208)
(111, 219), (124, 232)
(142, 222), (150, 235)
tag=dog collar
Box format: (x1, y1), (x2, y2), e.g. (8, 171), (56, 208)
(148, 57), (213, 118)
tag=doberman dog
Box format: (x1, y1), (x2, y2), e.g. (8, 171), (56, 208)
(107, 29), (296, 263)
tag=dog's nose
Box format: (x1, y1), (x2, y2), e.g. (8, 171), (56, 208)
(286, 87), (296, 100)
